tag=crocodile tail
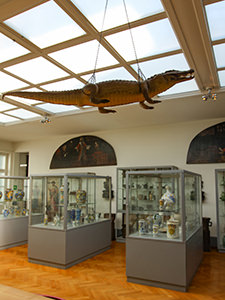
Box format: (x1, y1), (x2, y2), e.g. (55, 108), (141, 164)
(3, 90), (82, 106)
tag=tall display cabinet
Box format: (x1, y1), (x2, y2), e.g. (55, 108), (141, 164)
(28, 173), (112, 269)
(0, 176), (29, 249)
(215, 169), (225, 252)
(125, 169), (203, 292)
(116, 166), (178, 241)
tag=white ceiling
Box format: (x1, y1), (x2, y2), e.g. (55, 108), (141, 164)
(0, 0), (225, 142)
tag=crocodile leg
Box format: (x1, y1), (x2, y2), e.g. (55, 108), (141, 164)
(98, 107), (116, 114)
(142, 81), (161, 104)
(82, 83), (110, 104)
(139, 101), (154, 110)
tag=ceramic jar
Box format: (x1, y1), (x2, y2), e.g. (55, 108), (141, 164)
(5, 188), (13, 201)
(76, 190), (86, 204)
(153, 224), (159, 236)
(167, 218), (179, 239)
(138, 219), (147, 235)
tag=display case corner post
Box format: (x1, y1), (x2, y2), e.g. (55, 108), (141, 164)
(28, 177), (33, 226)
(63, 175), (68, 230)
(180, 171), (186, 241)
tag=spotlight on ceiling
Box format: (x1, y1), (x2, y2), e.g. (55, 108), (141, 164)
(202, 88), (217, 101)
(40, 115), (51, 124)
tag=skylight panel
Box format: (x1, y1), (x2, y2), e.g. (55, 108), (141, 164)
(36, 103), (80, 114)
(41, 78), (83, 91)
(82, 67), (134, 82)
(72, 0), (164, 31)
(132, 53), (190, 78)
(5, 57), (68, 84)
(0, 71), (28, 92)
(131, 53), (199, 95)
(218, 70), (225, 87)
(159, 80), (199, 96)
(4, 1), (85, 49)
(205, 1), (225, 41)
(6, 109), (40, 119)
(0, 113), (19, 123)
(5, 96), (41, 106)
(49, 40), (118, 73)
(0, 33), (29, 63)
(105, 19), (180, 61)
(0, 102), (16, 111)
(213, 43), (225, 68)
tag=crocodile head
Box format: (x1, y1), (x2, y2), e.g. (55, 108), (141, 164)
(148, 69), (195, 96)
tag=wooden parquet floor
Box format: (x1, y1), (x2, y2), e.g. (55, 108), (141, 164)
(0, 242), (224, 300)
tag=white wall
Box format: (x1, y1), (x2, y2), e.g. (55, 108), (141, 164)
(14, 117), (225, 237)
(0, 140), (13, 152)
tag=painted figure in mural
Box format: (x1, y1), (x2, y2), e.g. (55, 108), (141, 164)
(75, 137), (91, 163)
(48, 181), (59, 219)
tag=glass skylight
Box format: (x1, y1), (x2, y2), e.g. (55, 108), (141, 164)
(5, 57), (69, 84)
(82, 67), (134, 82)
(6, 109), (40, 119)
(0, 102), (16, 112)
(0, 33), (29, 63)
(218, 70), (225, 87)
(105, 19), (180, 61)
(213, 43), (225, 68)
(4, 1), (85, 49)
(49, 40), (118, 74)
(72, 0), (164, 31)
(0, 113), (19, 123)
(0, 72), (28, 92)
(41, 78), (84, 91)
(36, 103), (80, 114)
(205, 1), (225, 41)
(0, 0), (223, 126)
(132, 53), (190, 78)
(5, 96), (41, 106)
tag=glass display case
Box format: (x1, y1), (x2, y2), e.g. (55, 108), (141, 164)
(116, 166), (178, 241)
(28, 173), (112, 269)
(117, 166), (178, 213)
(125, 169), (203, 292)
(215, 169), (225, 253)
(0, 176), (29, 249)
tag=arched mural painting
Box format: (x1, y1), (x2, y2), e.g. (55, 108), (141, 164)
(187, 121), (225, 164)
(50, 135), (117, 169)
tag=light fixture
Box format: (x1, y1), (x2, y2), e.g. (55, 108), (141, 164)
(202, 88), (217, 101)
(40, 115), (51, 124)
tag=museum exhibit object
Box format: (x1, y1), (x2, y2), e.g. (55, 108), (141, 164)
(0, 176), (29, 249)
(3, 69), (194, 114)
(125, 169), (203, 292)
(215, 169), (225, 253)
(28, 173), (112, 269)
(116, 165), (178, 241)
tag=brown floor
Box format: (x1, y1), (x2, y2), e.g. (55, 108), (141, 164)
(0, 242), (225, 300)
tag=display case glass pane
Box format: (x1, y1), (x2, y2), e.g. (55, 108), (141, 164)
(184, 172), (202, 240)
(126, 170), (202, 242)
(66, 175), (111, 229)
(117, 166), (178, 213)
(30, 174), (111, 231)
(0, 176), (29, 219)
(216, 169), (225, 251)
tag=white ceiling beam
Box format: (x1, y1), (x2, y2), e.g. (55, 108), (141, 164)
(161, 0), (219, 91)
(2, 96), (53, 116)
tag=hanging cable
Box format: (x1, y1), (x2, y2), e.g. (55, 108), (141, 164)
(88, 0), (109, 84)
(122, 0), (146, 82)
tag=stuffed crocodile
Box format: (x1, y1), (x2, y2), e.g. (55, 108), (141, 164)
(2, 69), (194, 113)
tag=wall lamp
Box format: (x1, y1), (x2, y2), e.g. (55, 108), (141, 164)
(40, 115), (51, 124)
(202, 88), (217, 101)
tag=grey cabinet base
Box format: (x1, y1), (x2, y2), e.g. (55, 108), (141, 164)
(126, 227), (203, 292)
(28, 219), (111, 269)
(0, 216), (28, 250)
